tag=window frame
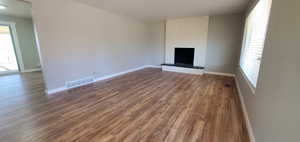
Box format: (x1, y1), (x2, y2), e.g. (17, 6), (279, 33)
(239, 0), (272, 93)
(0, 21), (24, 72)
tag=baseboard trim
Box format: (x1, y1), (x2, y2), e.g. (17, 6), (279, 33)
(21, 68), (42, 73)
(46, 65), (157, 95)
(147, 65), (162, 68)
(234, 77), (256, 142)
(205, 71), (235, 77)
(93, 65), (152, 82)
(46, 86), (67, 95)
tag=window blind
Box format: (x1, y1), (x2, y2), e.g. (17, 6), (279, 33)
(240, 0), (272, 88)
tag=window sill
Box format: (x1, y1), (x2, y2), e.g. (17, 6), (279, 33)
(238, 67), (256, 95)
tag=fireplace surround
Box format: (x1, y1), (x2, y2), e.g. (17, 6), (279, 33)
(162, 17), (208, 75)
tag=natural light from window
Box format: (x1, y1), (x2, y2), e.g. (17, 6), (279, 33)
(0, 25), (19, 73)
(239, 0), (272, 88)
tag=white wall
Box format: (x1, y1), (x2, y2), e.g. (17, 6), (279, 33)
(206, 14), (244, 74)
(148, 22), (165, 65)
(0, 15), (41, 70)
(236, 0), (300, 141)
(165, 17), (209, 67)
(30, 0), (163, 91)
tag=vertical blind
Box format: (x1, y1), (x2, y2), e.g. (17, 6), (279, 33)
(240, 0), (272, 87)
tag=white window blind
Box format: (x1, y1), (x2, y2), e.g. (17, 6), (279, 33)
(240, 0), (272, 88)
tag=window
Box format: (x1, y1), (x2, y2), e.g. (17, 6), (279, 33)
(239, 0), (272, 89)
(0, 25), (19, 73)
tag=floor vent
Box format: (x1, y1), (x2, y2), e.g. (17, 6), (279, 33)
(225, 83), (232, 88)
(65, 77), (94, 89)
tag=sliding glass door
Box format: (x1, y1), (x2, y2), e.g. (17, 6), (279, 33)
(0, 25), (19, 74)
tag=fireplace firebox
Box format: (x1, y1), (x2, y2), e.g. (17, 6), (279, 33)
(174, 48), (195, 67)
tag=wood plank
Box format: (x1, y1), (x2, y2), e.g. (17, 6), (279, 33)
(0, 68), (250, 142)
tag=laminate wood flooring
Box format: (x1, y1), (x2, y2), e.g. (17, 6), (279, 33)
(0, 68), (250, 142)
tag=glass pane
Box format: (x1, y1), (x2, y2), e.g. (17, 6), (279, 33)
(0, 25), (19, 73)
(239, 0), (272, 87)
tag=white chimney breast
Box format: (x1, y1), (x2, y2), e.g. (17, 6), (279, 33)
(165, 16), (209, 67)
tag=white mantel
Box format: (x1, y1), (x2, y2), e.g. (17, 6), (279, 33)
(165, 16), (209, 67)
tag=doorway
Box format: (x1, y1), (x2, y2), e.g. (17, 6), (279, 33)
(0, 23), (23, 75)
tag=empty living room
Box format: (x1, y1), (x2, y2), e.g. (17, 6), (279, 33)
(0, 0), (299, 142)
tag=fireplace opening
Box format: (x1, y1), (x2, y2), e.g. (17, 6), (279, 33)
(175, 48), (195, 67)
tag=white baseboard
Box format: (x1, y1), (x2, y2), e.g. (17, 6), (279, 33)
(21, 68), (42, 73)
(46, 86), (68, 95)
(93, 65), (151, 82)
(147, 65), (162, 68)
(234, 77), (256, 142)
(205, 71), (235, 77)
(46, 65), (156, 95)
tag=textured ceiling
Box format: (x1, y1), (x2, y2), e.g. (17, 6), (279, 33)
(77, 0), (250, 21)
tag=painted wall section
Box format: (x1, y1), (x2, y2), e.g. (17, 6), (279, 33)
(148, 22), (165, 65)
(206, 14), (244, 74)
(236, 0), (300, 141)
(30, 0), (162, 90)
(0, 15), (41, 70)
(165, 17), (209, 67)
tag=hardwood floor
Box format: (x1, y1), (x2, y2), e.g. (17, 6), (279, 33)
(0, 68), (250, 142)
